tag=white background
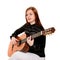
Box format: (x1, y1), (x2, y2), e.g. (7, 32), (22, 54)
(0, 0), (60, 60)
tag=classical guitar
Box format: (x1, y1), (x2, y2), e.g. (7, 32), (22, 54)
(8, 27), (55, 57)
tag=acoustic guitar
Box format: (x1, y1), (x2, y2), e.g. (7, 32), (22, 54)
(8, 27), (55, 57)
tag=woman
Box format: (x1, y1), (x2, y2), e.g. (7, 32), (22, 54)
(8, 6), (46, 60)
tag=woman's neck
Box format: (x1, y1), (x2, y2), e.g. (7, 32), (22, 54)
(30, 21), (35, 25)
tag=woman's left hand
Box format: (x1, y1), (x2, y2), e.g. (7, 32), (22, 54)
(27, 36), (34, 46)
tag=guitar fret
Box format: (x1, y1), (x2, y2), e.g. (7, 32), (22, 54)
(31, 32), (41, 38)
(21, 38), (26, 43)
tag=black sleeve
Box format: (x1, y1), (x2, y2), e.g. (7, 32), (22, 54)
(37, 25), (46, 49)
(10, 24), (26, 38)
(29, 25), (46, 50)
(38, 35), (46, 49)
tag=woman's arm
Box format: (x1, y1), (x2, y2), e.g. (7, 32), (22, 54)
(8, 24), (26, 57)
(10, 24), (26, 38)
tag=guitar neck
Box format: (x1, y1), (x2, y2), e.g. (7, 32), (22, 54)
(21, 31), (41, 43)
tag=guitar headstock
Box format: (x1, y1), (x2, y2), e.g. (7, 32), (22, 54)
(42, 27), (55, 35)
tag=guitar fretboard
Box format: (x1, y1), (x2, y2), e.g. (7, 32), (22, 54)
(21, 31), (41, 43)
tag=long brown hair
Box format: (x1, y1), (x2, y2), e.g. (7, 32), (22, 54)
(25, 6), (42, 26)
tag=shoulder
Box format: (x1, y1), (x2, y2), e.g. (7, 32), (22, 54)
(18, 23), (27, 29)
(14, 23), (27, 31)
(36, 25), (45, 30)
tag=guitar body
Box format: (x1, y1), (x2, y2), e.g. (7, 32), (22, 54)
(8, 33), (29, 57)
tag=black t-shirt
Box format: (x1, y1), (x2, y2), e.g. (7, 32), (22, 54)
(10, 23), (46, 57)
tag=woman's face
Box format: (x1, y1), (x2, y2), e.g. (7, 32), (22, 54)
(26, 9), (35, 25)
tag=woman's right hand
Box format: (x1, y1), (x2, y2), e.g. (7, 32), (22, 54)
(11, 37), (18, 45)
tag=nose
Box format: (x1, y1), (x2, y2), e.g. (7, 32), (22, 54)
(27, 15), (30, 19)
